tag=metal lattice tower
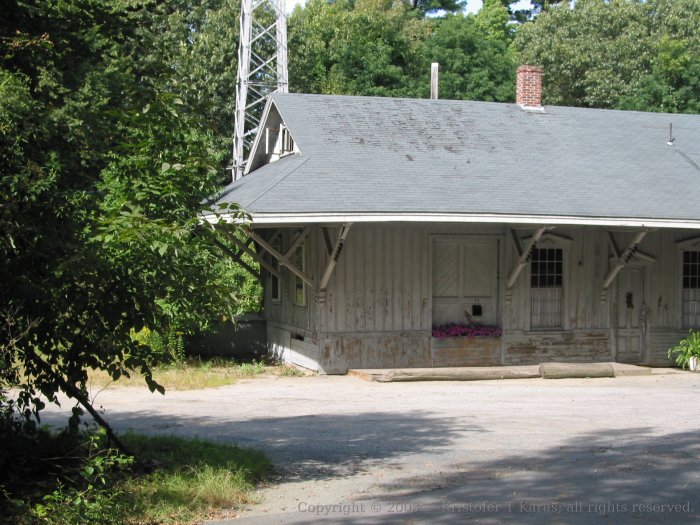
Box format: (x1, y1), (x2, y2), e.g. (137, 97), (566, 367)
(232, 0), (288, 181)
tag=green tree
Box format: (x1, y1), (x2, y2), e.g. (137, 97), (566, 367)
(621, 0), (700, 113)
(404, 0), (466, 15)
(515, 0), (650, 108)
(515, 0), (700, 112)
(289, 0), (515, 101)
(125, 0), (242, 154)
(289, 0), (426, 97)
(0, 0), (254, 449)
(420, 13), (515, 101)
(511, 0), (564, 22)
(475, 0), (513, 41)
(621, 36), (700, 113)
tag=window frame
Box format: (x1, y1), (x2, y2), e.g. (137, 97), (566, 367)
(681, 249), (700, 329)
(524, 233), (573, 332)
(529, 246), (565, 330)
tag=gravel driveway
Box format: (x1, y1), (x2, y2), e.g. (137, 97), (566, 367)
(42, 371), (700, 524)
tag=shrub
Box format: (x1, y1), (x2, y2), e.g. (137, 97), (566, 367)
(668, 329), (700, 369)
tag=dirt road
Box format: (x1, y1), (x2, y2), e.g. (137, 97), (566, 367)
(42, 371), (700, 524)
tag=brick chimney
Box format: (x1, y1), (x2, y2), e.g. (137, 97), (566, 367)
(516, 65), (543, 108)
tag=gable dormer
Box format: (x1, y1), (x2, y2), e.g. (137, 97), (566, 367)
(245, 100), (299, 175)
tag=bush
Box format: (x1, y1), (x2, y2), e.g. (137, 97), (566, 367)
(0, 425), (270, 525)
(668, 329), (700, 369)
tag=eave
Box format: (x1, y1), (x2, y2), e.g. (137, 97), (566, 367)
(203, 211), (700, 230)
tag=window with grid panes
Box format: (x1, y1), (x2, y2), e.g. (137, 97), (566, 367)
(530, 248), (563, 329)
(682, 251), (700, 327)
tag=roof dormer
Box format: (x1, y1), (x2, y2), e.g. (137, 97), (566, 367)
(245, 100), (299, 175)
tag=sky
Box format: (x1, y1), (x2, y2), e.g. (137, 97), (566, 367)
(285, 0), (533, 14)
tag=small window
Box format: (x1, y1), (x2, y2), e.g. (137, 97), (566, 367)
(530, 248), (563, 329)
(270, 239), (281, 303)
(682, 250), (700, 327)
(294, 243), (306, 307)
(281, 127), (294, 154)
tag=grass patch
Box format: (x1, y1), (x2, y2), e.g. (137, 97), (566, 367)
(88, 358), (311, 391)
(120, 433), (271, 524)
(1, 429), (271, 525)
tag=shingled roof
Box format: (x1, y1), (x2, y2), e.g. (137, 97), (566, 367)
(213, 93), (700, 228)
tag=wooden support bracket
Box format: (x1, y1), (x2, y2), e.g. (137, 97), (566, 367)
(601, 230), (648, 300)
(211, 238), (262, 282)
(506, 226), (549, 290)
(249, 230), (314, 288)
(509, 228), (523, 257)
(320, 223), (352, 291)
(285, 225), (312, 260)
(322, 227), (333, 257)
(227, 234), (281, 280)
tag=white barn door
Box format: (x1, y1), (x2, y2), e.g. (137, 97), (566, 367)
(432, 237), (499, 327)
(615, 268), (645, 363)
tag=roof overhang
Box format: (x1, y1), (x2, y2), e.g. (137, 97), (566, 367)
(203, 211), (700, 230)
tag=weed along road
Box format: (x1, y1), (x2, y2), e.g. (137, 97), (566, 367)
(42, 371), (700, 524)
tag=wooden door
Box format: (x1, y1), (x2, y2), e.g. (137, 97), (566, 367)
(616, 268), (645, 363)
(432, 238), (499, 327)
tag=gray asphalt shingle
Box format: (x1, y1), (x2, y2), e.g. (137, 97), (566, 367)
(215, 93), (700, 223)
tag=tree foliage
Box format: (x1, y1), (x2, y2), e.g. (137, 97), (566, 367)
(421, 13), (514, 101)
(0, 0), (258, 441)
(515, 0), (700, 112)
(288, 0), (515, 101)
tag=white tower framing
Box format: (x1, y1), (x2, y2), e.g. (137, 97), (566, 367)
(232, 0), (288, 181)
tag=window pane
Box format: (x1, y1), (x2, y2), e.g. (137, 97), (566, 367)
(682, 252), (700, 327)
(531, 248), (563, 328)
(683, 251), (700, 290)
(295, 278), (304, 305)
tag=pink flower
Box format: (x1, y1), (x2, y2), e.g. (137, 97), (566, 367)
(432, 322), (501, 339)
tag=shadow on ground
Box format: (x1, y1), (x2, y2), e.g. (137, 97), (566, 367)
(312, 427), (700, 525)
(43, 402), (700, 524)
(44, 408), (484, 479)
